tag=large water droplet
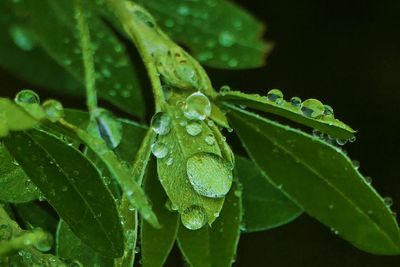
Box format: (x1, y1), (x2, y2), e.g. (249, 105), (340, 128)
(151, 112), (171, 135)
(301, 99), (325, 118)
(183, 92), (211, 121)
(186, 152), (233, 198)
(186, 121), (202, 136)
(151, 142), (168, 158)
(42, 100), (64, 122)
(266, 89), (283, 103)
(181, 205), (207, 230)
(15, 89), (40, 104)
(219, 31), (235, 47)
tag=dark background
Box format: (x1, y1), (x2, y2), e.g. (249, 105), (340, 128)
(1, 0), (400, 266)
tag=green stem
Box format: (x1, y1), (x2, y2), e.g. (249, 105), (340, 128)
(106, 0), (165, 112)
(74, 0), (98, 114)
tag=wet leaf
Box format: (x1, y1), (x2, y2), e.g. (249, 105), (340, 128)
(0, 2), (81, 93)
(56, 220), (114, 267)
(141, 160), (179, 267)
(13, 0), (145, 117)
(0, 144), (41, 203)
(138, 0), (272, 69)
(236, 155), (302, 232)
(177, 182), (242, 267)
(156, 104), (227, 228)
(227, 105), (400, 255)
(3, 130), (124, 257)
(0, 98), (39, 137)
(219, 90), (355, 140)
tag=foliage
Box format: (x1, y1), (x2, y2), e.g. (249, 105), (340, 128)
(0, 0), (399, 266)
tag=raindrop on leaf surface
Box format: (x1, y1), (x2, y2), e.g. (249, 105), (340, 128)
(42, 100), (64, 122)
(181, 205), (207, 230)
(151, 141), (168, 158)
(301, 98), (325, 118)
(186, 121), (202, 136)
(266, 89), (283, 103)
(151, 112), (171, 135)
(218, 31), (236, 47)
(186, 152), (233, 198)
(183, 92), (211, 121)
(15, 89), (40, 104)
(290, 96), (301, 107)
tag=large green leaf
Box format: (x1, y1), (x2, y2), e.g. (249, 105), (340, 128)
(157, 104), (226, 227)
(227, 105), (400, 255)
(56, 220), (114, 267)
(138, 0), (272, 69)
(236, 156), (302, 232)
(0, 3), (80, 93)
(177, 182), (242, 267)
(141, 160), (179, 267)
(0, 143), (41, 203)
(3, 130), (124, 257)
(219, 90), (355, 140)
(11, 0), (145, 117)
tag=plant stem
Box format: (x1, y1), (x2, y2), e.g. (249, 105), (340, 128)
(106, 0), (165, 112)
(74, 0), (98, 114)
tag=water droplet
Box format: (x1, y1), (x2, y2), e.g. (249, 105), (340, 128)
(33, 231), (53, 252)
(186, 152), (233, 198)
(151, 112), (171, 135)
(42, 100), (64, 122)
(364, 176), (372, 184)
(177, 5), (190, 16)
(266, 89), (283, 103)
(151, 142), (168, 158)
(61, 185), (68, 192)
(219, 31), (235, 47)
(336, 139), (347, 146)
(290, 96), (302, 107)
(312, 129), (324, 138)
(90, 108), (122, 149)
(9, 25), (35, 51)
(301, 99), (325, 118)
(186, 121), (202, 136)
(166, 157), (174, 166)
(352, 160), (360, 169)
(384, 197), (393, 207)
(15, 89), (40, 104)
(204, 134), (215, 145)
(220, 85), (231, 95)
(323, 104), (334, 116)
(181, 205), (207, 230)
(183, 92), (211, 121)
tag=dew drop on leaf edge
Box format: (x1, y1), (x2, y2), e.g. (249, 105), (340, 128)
(15, 89), (40, 104)
(42, 99), (64, 122)
(181, 205), (207, 230)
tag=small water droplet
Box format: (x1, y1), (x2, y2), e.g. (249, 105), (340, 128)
(290, 96), (302, 107)
(183, 92), (211, 121)
(266, 89), (283, 103)
(384, 197), (393, 207)
(219, 31), (235, 47)
(352, 160), (360, 169)
(186, 121), (202, 136)
(166, 157), (174, 166)
(336, 139), (348, 146)
(177, 5), (190, 16)
(301, 99), (325, 118)
(61, 185), (68, 192)
(9, 25), (35, 51)
(151, 112), (171, 135)
(186, 152), (233, 198)
(204, 134), (215, 145)
(151, 142), (168, 158)
(364, 176), (372, 184)
(15, 89), (40, 104)
(181, 205), (207, 230)
(323, 104), (334, 116)
(42, 100), (64, 122)
(219, 85), (231, 95)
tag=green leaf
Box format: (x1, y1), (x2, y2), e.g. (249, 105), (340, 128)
(177, 181), (242, 267)
(56, 220), (114, 267)
(0, 98), (39, 137)
(14, 0), (145, 117)
(236, 155), (302, 232)
(3, 130), (124, 257)
(219, 90), (355, 140)
(157, 104), (227, 227)
(141, 160), (179, 267)
(138, 0), (272, 69)
(0, 144), (41, 203)
(227, 105), (400, 255)
(0, 2), (81, 93)
(14, 202), (58, 234)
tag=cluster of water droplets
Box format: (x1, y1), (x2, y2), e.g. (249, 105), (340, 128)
(150, 112), (171, 161)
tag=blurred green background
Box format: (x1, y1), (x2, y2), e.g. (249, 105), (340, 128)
(1, 0), (400, 266)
